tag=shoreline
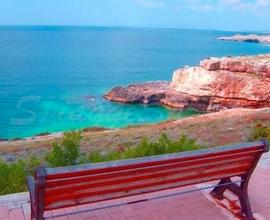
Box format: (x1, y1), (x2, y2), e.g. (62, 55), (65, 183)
(1, 107), (270, 162)
(0, 127), (115, 144)
(0, 107), (198, 142)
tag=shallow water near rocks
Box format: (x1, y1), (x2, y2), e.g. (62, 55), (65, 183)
(0, 26), (270, 139)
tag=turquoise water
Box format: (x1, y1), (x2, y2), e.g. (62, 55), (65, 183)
(0, 26), (270, 139)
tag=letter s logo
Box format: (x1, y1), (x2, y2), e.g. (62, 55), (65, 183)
(10, 96), (41, 126)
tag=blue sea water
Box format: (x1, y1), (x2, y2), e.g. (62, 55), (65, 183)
(0, 26), (270, 139)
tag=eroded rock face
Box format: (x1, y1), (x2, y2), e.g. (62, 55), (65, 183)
(171, 67), (270, 111)
(200, 55), (270, 77)
(104, 54), (270, 112)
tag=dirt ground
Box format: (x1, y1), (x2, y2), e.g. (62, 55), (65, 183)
(1, 108), (270, 162)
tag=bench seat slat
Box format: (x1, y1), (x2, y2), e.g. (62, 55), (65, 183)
(45, 165), (249, 209)
(46, 148), (261, 188)
(45, 156), (255, 197)
(45, 161), (251, 208)
(46, 144), (264, 180)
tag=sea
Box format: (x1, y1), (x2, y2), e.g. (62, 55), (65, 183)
(0, 26), (269, 139)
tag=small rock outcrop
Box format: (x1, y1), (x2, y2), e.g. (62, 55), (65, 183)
(218, 34), (270, 44)
(104, 81), (170, 104)
(104, 54), (270, 112)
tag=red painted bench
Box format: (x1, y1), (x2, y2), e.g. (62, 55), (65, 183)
(27, 140), (269, 220)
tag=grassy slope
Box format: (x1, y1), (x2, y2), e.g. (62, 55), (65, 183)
(1, 108), (270, 161)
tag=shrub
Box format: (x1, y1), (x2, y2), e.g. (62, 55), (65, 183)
(88, 150), (122, 163)
(45, 131), (82, 167)
(0, 156), (41, 195)
(0, 160), (26, 195)
(248, 123), (270, 142)
(25, 156), (41, 175)
(88, 133), (200, 163)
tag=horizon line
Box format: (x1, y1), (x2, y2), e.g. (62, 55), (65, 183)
(0, 24), (269, 33)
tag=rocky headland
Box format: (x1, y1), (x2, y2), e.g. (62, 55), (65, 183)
(105, 54), (270, 112)
(218, 34), (270, 44)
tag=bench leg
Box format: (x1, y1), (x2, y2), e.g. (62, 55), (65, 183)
(30, 213), (43, 220)
(36, 212), (44, 220)
(30, 206), (35, 220)
(29, 199), (37, 220)
(210, 177), (254, 220)
(239, 178), (253, 220)
(210, 177), (231, 200)
(30, 206), (43, 220)
(239, 190), (253, 220)
(28, 196), (43, 220)
(227, 182), (254, 220)
(36, 203), (44, 220)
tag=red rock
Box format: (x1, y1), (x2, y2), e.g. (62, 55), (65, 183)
(199, 58), (221, 71)
(104, 81), (170, 104)
(160, 92), (210, 111)
(200, 54), (270, 77)
(104, 54), (270, 112)
(171, 66), (270, 111)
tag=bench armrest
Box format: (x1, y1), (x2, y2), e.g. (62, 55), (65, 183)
(27, 176), (36, 205)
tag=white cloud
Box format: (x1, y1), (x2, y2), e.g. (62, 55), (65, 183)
(132, 0), (270, 13)
(171, 5), (181, 11)
(187, 4), (214, 11)
(170, 0), (216, 12)
(133, 0), (164, 8)
(256, 0), (270, 7)
(221, 0), (270, 10)
(179, 0), (270, 13)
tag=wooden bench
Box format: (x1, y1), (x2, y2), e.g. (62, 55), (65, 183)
(27, 140), (269, 220)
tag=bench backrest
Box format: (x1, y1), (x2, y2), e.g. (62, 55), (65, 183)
(35, 141), (268, 211)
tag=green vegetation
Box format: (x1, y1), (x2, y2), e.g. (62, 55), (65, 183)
(88, 134), (199, 163)
(0, 131), (200, 195)
(0, 156), (40, 195)
(248, 123), (270, 142)
(45, 131), (82, 167)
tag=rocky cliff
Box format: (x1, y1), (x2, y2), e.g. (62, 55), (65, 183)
(200, 54), (270, 77)
(105, 54), (270, 112)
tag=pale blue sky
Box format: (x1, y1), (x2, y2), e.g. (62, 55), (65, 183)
(1, 0), (270, 31)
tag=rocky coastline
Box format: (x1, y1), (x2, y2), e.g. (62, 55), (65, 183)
(105, 54), (270, 112)
(218, 34), (270, 44)
(3, 54), (270, 161)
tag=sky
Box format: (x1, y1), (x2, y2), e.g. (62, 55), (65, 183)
(0, 0), (270, 31)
